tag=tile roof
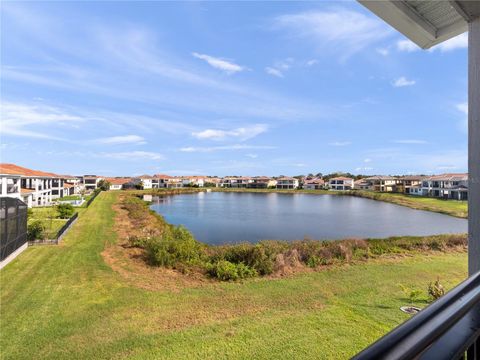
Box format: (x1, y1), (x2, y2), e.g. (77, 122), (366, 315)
(106, 177), (131, 185)
(0, 163), (60, 177)
(330, 177), (353, 181)
(21, 188), (35, 194)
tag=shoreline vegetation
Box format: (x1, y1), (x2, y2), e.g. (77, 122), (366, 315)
(120, 192), (467, 281)
(140, 187), (468, 219)
(1, 191), (469, 359)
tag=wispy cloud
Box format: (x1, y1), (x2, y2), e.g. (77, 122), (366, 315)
(456, 102), (468, 115)
(93, 135), (146, 145)
(265, 66), (284, 78)
(273, 8), (392, 60)
(392, 139), (427, 144)
(329, 141), (351, 146)
(100, 151), (164, 160)
(392, 76), (416, 87)
(0, 101), (84, 139)
(430, 33), (468, 52)
(376, 48), (389, 56)
(397, 33), (467, 53)
(179, 144), (276, 153)
(192, 52), (246, 74)
(192, 124), (268, 141)
(396, 39), (420, 52)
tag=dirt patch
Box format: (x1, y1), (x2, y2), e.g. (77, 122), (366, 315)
(102, 194), (215, 292)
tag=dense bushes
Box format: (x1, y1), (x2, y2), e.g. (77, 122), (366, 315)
(206, 260), (257, 281)
(57, 203), (75, 219)
(122, 195), (467, 282)
(145, 225), (205, 267)
(27, 220), (45, 241)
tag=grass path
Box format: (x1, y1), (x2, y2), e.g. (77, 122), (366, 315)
(0, 191), (468, 359)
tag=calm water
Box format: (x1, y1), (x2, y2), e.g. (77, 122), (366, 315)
(149, 192), (467, 245)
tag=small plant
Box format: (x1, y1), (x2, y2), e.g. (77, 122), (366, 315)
(399, 284), (423, 304)
(207, 260), (257, 281)
(57, 203), (75, 219)
(428, 278), (445, 301)
(27, 220), (45, 241)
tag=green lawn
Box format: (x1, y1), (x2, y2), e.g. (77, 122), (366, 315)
(1, 191), (468, 359)
(345, 191), (468, 218)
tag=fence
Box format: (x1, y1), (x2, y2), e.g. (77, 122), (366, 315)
(85, 190), (100, 207)
(0, 197), (28, 261)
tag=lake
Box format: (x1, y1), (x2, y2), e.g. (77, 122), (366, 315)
(149, 192), (467, 245)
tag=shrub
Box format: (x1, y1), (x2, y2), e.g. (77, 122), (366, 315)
(428, 278), (445, 301)
(127, 235), (148, 248)
(207, 260), (257, 281)
(27, 208), (33, 218)
(57, 203), (75, 219)
(27, 220), (45, 241)
(145, 225), (204, 268)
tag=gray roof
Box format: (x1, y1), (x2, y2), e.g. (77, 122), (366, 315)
(359, 1), (480, 48)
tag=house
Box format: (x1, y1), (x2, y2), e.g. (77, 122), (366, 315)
(303, 178), (325, 190)
(248, 177), (277, 189)
(82, 175), (103, 192)
(181, 176), (205, 187)
(354, 179), (371, 190)
(276, 177), (299, 190)
(220, 177), (253, 188)
(328, 177), (354, 191)
(363, 176), (398, 192)
(395, 176), (425, 194)
(107, 178), (131, 190)
(0, 163), (65, 207)
(137, 175), (154, 189)
(421, 173), (468, 200)
(0, 172), (21, 200)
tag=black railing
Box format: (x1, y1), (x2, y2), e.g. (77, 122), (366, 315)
(85, 190), (100, 207)
(0, 197), (28, 261)
(353, 271), (480, 360)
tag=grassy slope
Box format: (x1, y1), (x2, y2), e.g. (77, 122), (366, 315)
(1, 192), (468, 359)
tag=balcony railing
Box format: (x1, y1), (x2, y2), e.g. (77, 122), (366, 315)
(353, 271), (480, 360)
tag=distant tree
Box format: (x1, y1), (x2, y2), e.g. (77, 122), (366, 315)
(315, 172), (323, 178)
(27, 220), (45, 241)
(135, 181), (144, 190)
(97, 179), (111, 191)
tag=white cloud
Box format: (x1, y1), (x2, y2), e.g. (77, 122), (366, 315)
(397, 33), (467, 53)
(393, 139), (427, 144)
(192, 52), (246, 74)
(376, 48), (389, 56)
(456, 102), (468, 115)
(0, 101), (84, 139)
(273, 8), (392, 59)
(265, 66), (284, 78)
(245, 153), (258, 159)
(329, 141), (351, 146)
(179, 144), (276, 153)
(100, 151), (164, 160)
(396, 39), (419, 52)
(306, 59), (318, 66)
(392, 76), (416, 87)
(430, 33), (467, 52)
(192, 124), (268, 141)
(364, 158), (372, 163)
(94, 135), (146, 145)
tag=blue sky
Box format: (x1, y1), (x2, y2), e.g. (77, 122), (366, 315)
(0, 1), (468, 176)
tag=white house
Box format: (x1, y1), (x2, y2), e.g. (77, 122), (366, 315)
(421, 173), (468, 200)
(0, 163), (63, 207)
(276, 177), (299, 190)
(83, 175), (103, 192)
(329, 177), (354, 191)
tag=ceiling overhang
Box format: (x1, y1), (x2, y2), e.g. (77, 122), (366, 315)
(358, 0), (480, 49)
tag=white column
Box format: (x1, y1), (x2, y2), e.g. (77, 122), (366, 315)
(469, 18), (480, 275)
(1, 177), (7, 196)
